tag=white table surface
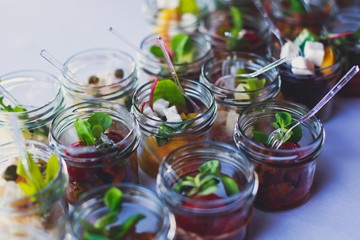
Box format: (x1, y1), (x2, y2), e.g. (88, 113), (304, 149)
(1, 1), (360, 239)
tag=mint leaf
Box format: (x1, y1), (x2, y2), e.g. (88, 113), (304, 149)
(110, 214), (146, 239)
(171, 33), (194, 63)
(198, 160), (221, 175)
(275, 112), (292, 127)
(230, 6), (242, 31)
(83, 231), (112, 240)
(149, 45), (164, 58)
(104, 187), (122, 213)
(74, 118), (95, 146)
(87, 113), (112, 133)
(288, 121), (302, 143)
(220, 175), (240, 196)
(252, 130), (269, 145)
(152, 79), (187, 108)
(285, 0), (307, 13)
(155, 121), (194, 146)
(0, 96), (27, 112)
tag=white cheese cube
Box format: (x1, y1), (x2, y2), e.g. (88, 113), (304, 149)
(304, 41), (325, 67)
(234, 83), (250, 100)
(153, 99), (170, 117)
(291, 56), (315, 75)
(280, 41), (301, 62)
(225, 110), (239, 137)
(164, 105), (182, 122)
(143, 105), (158, 118)
(180, 13), (197, 31)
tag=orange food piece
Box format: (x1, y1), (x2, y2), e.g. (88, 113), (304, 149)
(321, 46), (335, 75)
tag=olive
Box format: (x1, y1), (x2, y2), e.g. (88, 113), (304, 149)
(2, 165), (18, 181)
(114, 69), (124, 79)
(88, 75), (100, 84)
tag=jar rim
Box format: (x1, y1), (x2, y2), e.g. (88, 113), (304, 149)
(62, 48), (137, 89)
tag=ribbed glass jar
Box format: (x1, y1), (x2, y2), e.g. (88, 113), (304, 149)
(132, 79), (217, 178)
(157, 141), (258, 239)
(201, 52), (280, 144)
(0, 140), (68, 239)
(234, 100), (325, 211)
(49, 100), (140, 204)
(68, 183), (176, 240)
(0, 70), (65, 144)
(62, 48), (138, 108)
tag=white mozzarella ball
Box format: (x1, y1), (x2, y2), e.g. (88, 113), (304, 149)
(291, 56), (315, 75)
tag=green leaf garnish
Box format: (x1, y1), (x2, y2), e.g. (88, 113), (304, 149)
(0, 96), (27, 112)
(230, 6), (242, 31)
(171, 33), (194, 63)
(156, 121), (194, 146)
(252, 112), (303, 146)
(285, 0), (307, 14)
(178, 0), (199, 14)
(15, 153), (60, 196)
(74, 113), (113, 146)
(294, 28), (319, 49)
(151, 79), (187, 108)
(82, 187), (146, 240)
(235, 68), (266, 99)
(149, 45), (164, 58)
(174, 160), (239, 197)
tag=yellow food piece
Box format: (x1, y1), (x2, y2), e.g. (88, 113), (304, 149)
(180, 112), (198, 120)
(154, 8), (178, 33)
(321, 46), (335, 75)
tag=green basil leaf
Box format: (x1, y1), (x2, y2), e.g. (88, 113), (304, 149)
(110, 214), (146, 239)
(83, 231), (112, 240)
(82, 220), (106, 235)
(288, 121), (303, 143)
(74, 118), (95, 146)
(87, 113), (112, 133)
(285, 0), (307, 13)
(275, 112), (292, 127)
(94, 212), (118, 230)
(92, 125), (103, 139)
(198, 160), (221, 175)
(178, 0), (199, 14)
(230, 6), (242, 31)
(220, 175), (240, 196)
(45, 154), (60, 185)
(198, 184), (218, 196)
(104, 187), (122, 213)
(171, 33), (194, 63)
(252, 130), (269, 145)
(149, 45), (164, 58)
(152, 79), (187, 107)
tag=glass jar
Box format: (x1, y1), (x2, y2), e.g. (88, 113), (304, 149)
(0, 140), (68, 239)
(68, 183), (176, 240)
(138, 30), (212, 81)
(49, 100), (140, 204)
(62, 48), (138, 108)
(269, 39), (342, 122)
(0, 224), (53, 240)
(213, 0), (257, 13)
(324, 9), (360, 96)
(157, 141), (258, 240)
(141, 0), (209, 33)
(264, 0), (338, 40)
(132, 79), (217, 179)
(0, 70), (65, 144)
(200, 52), (280, 145)
(199, 7), (272, 54)
(234, 100), (325, 211)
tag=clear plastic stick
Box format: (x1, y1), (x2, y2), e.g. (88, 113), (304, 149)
(0, 85), (21, 106)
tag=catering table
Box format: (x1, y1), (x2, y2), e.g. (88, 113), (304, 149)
(1, 1), (359, 239)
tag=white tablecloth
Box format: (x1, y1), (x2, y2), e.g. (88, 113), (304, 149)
(1, 1), (360, 239)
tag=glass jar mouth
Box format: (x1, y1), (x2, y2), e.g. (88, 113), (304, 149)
(0, 70), (63, 114)
(235, 100), (325, 163)
(49, 100), (140, 164)
(0, 140), (67, 212)
(62, 48), (137, 89)
(157, 141), (258, 214)
(201, 51), (280, 102)
(132, 79), (217, 136)
(139, 30), (212, 66)
(69, 183), (176, 240)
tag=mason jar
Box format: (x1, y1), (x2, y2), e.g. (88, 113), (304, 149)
(324, 8), (360, 96)
(0, 70), (65, 144)
(0, 140), (68, 239)
(138, 30), (212, 81)
(132, 79), (217, 179)
(68, 183), (176, 240)
(199, 7), (272, 54)
(201, 52), (280, 145)
(0, 225), (54, 240)
(62, 48), (138, 108)
(234, 100), (325, 211)
(269, 39), (342, 122)
(49, 100), (140, 204)
(141, 0), (209, 33)
(264, 0), (338, 40)
(157, 141), (258, 240)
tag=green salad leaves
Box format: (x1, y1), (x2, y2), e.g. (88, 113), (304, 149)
(174, 160), (240, 197)
(82, 187), (146, 240)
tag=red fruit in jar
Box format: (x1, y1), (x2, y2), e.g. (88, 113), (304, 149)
(280, 142), (301, 150)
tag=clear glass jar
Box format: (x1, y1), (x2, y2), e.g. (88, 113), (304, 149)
(0, 70), (65, 144)
(68, 183), (176, 240)
(324, 9), (360, 96)
(264, 0), (338, 40)
(0, 224), (54, 240)
(138, 30), (212, 81)
(132, 79), (217, 178)
(49, 101), (140, 204)
(234, 100), (325, 211)
(141, 0), (209, 33)
(213, 0), (257, 13)
(200, 52), (280, 145)
(62, 48), (138, 108)
(0, 140), (68, 239)
(269, 39), (342, 122)
(199, 7), (272, 54)
(157, 141), (258, 240)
